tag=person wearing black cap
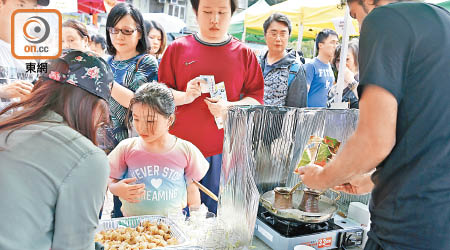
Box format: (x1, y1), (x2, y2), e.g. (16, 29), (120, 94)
(0, 50), (112, 250)
(0, 0), (50, 112)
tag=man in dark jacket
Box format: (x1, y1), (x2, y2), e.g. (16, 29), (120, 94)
(259, 13), (307, 108)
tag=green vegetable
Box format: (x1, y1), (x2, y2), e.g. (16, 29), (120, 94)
(298, 150), (311, 167)
(314, 143), (332, 167)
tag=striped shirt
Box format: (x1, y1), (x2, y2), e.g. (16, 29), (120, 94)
(108, 54), (158, 143)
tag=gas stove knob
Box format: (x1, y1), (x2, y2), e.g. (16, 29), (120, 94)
(345, 237), (356, 246)
(342, 231), (363, 247)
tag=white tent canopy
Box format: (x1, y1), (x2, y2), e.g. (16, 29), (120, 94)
(231, 0), (269, 25)
(229, 0), (269, 37)
(142, 13), (186, 33)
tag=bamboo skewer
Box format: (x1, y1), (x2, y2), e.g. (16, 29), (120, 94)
(192, 179), (218, 202)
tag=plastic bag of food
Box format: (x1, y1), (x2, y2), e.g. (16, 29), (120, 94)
(294, 136), (341, 173)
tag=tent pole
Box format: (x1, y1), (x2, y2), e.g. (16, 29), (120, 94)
(242, 26), (246, 43)
(296, 22), (304, 51)
(334, 5), (351, 106)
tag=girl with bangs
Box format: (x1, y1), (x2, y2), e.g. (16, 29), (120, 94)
(108, 83), (208, 217)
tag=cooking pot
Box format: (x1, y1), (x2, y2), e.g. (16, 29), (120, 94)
(260, 183), (341, 223)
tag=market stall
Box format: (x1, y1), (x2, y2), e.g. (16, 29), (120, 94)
(218, 106), (370, 249)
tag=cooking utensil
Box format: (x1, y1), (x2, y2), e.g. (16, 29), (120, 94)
(273, 180), (305, 210)
(298, 188), (322, 213)
(192, 179), (218, 202)
(289, 180), (304, 195)
(274, 187), (293, 209)
(260, 188), (341, 223)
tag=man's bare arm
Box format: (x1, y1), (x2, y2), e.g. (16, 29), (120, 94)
(298, 85), (397, 189)
(321, 85), (397, 186)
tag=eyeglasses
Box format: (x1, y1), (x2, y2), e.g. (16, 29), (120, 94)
(268, 31), (289, 39)
(108, 27), (140, 35)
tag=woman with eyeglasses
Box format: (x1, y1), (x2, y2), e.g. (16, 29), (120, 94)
(105, 2), (158, 218)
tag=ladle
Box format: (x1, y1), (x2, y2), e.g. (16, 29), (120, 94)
(288, 180), (304, 195)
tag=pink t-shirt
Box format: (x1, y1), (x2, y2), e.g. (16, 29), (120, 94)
(108, 137), (209, 216)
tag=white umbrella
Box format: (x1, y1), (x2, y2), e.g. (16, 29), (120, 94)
(142, 13), (186, 33)
(229, 0), (269, 41)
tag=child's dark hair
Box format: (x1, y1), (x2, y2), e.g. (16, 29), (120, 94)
(190, 0), (237, 15)
(91, 35), (107, 50)
(126, 83), (175, 129)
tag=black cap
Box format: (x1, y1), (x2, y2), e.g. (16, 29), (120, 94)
(42, 50), (114, 101)
(37, 0), (50, 6)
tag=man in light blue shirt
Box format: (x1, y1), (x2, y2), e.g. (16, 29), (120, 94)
(305, 29), (338, 107)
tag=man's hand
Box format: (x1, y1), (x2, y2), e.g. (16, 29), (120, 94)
(109, 177), (145, 203)
(0, 80), (33, 99)
(204, 97), (231, 120)
(334, 173), (374, 195)
(183, 78), (202, 104)
(296, 164), (329, 190)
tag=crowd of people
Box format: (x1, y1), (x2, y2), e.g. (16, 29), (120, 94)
(0, 0), (449, 249)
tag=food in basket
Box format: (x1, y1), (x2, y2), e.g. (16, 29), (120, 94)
(95, 220), (178, 250)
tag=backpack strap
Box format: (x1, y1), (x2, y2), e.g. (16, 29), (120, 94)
(135, 54), (149, 72)
(287, 62), (301, 87)
(107, 56), (113, 65)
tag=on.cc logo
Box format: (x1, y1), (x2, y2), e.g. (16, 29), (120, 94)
(23, 16), (50, 44)
(11, 9), (61, 59)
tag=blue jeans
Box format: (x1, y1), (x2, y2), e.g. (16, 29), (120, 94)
(112, 195), (123, 218)
(200, 154), (222, 214)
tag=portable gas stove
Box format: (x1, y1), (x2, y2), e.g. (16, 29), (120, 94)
(254, 206), (364, 250)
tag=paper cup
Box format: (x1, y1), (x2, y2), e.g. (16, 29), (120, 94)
(294, 245), (315, 250)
